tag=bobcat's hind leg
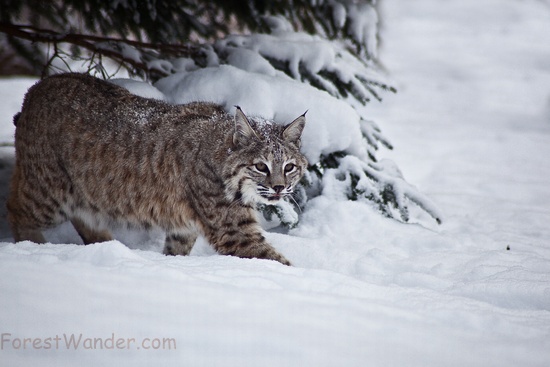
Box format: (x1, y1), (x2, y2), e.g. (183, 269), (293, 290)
(7, 206), (49, 243)
(71, 217), (113, 244)
(9, 225), (47, 244)
(163, 233), (198, 256)
(7, 178), (52, 244)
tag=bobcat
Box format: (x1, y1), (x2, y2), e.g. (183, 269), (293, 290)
(7, 73), (308, 266)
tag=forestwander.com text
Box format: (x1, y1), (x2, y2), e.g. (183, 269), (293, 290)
(1, 333), (176, 351)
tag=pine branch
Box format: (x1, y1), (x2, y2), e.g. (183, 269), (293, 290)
(307, 153), (443, 225)
(0, 22), (201, 77)
(216, 30), (395, 105)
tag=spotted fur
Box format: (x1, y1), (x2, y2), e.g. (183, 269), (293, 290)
(7, 73), (307, 265)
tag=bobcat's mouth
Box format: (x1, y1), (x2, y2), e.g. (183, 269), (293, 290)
(257, 185), (289, 202)
(266, 194), (283, 201)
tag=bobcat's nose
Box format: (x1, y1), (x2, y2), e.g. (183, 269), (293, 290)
(273, 185), (285, 194)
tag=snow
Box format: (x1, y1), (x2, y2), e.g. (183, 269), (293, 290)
(218, 28), (336, 80)
(109, 78), (166, 101)
(1, 0), (550, 366)
(346, 1), (379, 58)
(223, 47), (280, 77)
(0, 76), (37, 145)
(331, 2), (347, 30)
(215, 23), (391, 102)
(146, 59), (174, 75)
(155, 65), (366, 164)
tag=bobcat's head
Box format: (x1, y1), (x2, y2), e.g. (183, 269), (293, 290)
(225, 107), (308, 206)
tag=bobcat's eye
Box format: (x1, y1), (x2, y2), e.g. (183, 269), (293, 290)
(284, 163), (296, 173)
(254, 163), (269, 174)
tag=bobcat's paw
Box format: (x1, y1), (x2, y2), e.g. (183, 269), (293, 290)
(218, 241), (292, 266)
(269, 252), (292, 266)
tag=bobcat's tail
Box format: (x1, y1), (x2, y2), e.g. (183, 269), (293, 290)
(13, 112), (21, 126)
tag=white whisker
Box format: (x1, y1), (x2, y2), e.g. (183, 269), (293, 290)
(289, 195), (302, 214)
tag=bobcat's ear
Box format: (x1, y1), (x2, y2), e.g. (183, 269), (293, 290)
(283, 112), (306, 146)
(233, 106), (260, 146)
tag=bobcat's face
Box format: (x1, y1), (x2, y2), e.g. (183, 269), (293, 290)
(225, 108), (308, 206)
(243, 142), (308, 204)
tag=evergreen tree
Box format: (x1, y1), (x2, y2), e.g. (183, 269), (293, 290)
(0, 0), (442, 225)
(1, 0), (382, 78)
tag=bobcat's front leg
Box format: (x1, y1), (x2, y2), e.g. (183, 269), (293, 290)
(163, 232), (198, 256)
(214, 233), (291, 266)
(206, 212), (291, 266)
(214, 234), (292, 266)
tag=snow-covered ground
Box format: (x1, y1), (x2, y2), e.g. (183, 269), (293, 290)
(1, 0), (550, 366)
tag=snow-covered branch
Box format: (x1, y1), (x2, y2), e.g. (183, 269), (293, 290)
(215, 17), (396, 105)
(0, 22), (200, 78)
(1, 1), (443, 226)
